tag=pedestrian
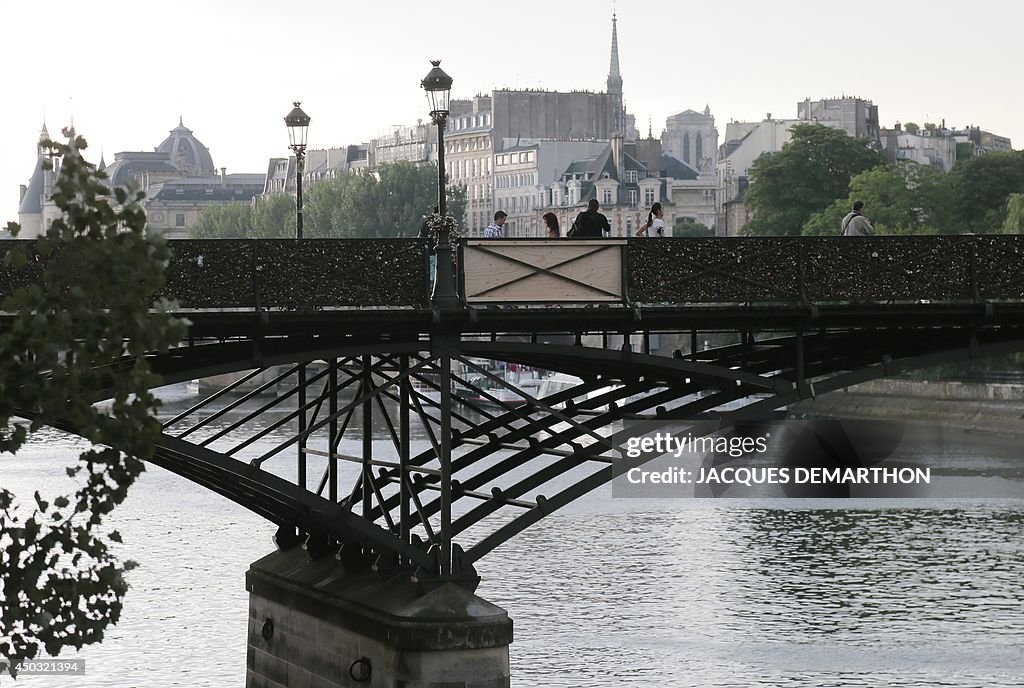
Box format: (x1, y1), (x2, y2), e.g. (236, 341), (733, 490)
(484, 210), (507, 238)
(840, 200), (874, 236)
(542, 212), (560, 238)
(567, 198), (611, 238)
(637, 202), (665, 237)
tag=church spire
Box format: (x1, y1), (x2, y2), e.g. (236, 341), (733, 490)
(607, 10), (625, 136)
(607, 11), (622, 97)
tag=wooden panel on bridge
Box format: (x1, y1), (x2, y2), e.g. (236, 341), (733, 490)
(461, 239), (625, 303)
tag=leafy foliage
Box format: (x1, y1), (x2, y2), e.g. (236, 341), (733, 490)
(251, 193), (296, 238)
(188, 203), (253, 239)
(743, 124), (887, 236)
(189, 161), (465, 240)
(802, 164), (953, 235)
(947, 150), (1024, 233)
(1002, 193), (1024, 234)
(672, 218), (715, 237)
(303, 162), (466, 238)
(0, 132), (187, 675)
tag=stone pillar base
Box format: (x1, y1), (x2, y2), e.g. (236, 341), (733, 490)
(245, 548), (512, 688)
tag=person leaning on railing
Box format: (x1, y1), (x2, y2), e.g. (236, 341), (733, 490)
(567, 199), (611, 238)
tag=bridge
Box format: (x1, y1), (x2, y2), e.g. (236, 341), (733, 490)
(4, 234), (1023, 687)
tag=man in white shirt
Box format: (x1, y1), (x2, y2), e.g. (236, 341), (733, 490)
(483, 211), (507, 238)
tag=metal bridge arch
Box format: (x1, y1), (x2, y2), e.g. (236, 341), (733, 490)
(57, 324), (1024, 582)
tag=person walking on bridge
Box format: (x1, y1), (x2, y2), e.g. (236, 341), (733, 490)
(841, 200), (874, 236)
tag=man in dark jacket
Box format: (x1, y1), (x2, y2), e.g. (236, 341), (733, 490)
(569, 199), (611, 238)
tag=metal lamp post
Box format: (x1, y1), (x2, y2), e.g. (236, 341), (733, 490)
(421, 60), (459, 308)
(284, 102), (311, 239)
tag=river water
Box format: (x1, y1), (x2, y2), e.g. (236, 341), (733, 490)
(3, 384), (1023, 687)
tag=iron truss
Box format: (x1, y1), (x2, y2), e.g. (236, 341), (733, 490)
(64, 323), (1023, 586)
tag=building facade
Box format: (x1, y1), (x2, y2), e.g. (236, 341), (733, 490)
(881, 124), (957, 171)
(662, 106), (719, 171)
(797, 96), (881, 143)
(18, 120), (263, 239)
(445, 98), (494, 235)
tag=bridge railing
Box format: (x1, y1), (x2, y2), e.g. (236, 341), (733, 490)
(1, 235), (1021, 310)
(627, 235), (1024, 304)
(0, 239), (431, 309)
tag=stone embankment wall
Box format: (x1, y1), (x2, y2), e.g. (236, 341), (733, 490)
(790, 379), (1024, 437)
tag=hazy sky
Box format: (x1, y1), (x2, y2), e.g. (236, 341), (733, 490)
(3, 0), (1021, 223)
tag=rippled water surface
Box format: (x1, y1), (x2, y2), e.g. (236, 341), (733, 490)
(3, 390), (1023, 687)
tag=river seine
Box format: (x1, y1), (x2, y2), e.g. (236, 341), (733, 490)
(3, 384), (1022, 687)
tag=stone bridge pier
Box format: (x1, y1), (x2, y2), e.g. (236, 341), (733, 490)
(245, 548), (511, 688)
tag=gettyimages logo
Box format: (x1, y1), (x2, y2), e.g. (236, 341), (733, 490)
(612, 419), (1019, 499)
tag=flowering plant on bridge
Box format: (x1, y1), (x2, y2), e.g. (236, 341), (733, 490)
(424, 213), (461, 243)
(0, 131), (187, 675)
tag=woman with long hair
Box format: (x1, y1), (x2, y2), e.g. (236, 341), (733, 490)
(637, 202), (666, 237)
(542, 212), (560, 238)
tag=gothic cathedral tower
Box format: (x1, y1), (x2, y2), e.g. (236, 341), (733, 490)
(607, 12), (625, 136)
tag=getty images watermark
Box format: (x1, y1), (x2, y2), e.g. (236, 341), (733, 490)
(612, 419), (1022, 499)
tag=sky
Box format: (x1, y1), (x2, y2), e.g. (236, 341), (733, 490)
(3, 0), (1022, 223)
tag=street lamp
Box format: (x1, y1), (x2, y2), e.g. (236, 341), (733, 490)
(284, 101), (311, 239)
(421, 60), (459, 307)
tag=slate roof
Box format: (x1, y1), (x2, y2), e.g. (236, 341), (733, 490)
(661, 153), (699, 180)
(155, 119), (216, 175)
(104, 152), (180, 187)
(149, 175), (264, 203)
(18, 156), (46, 214)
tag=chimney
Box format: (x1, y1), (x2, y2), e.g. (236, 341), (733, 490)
(220, 167), (227, 186)
(894, 122), (902, 132)
(611, 133), (624, 182)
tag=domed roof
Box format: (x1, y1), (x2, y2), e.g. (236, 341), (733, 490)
(156, 118), (215, 175)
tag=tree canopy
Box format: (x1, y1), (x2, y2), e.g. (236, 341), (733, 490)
(743, 124), (887, 236)
(802, 163), (952, 236)
(188, 203), (254, 239)
(672, 218), (715, 237)
(1002, 193), (1024, 234)
(947, 150), (1024, 233)
(1, 133), (186, 675)
(190, 161), (465, 239)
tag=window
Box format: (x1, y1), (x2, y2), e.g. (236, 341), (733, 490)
(696, 132), (703, 165)
(644, 188), (656, 206)
(175, 213), (186, 227)
(625, 170), (638, 184)
(683, 133), (690, 164)
(628, 190), (638, 207)
(602, 189), (612, 205)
